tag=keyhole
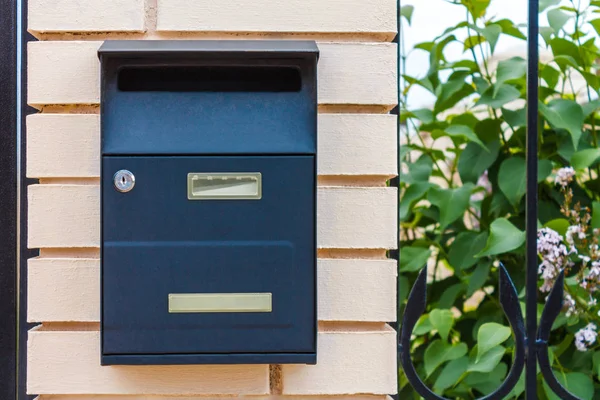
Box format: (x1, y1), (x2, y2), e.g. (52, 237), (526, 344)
(113, 170), (135, 193)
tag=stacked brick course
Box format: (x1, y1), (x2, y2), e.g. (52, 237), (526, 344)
(26, 1), (398, 397)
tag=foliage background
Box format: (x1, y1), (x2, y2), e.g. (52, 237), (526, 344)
(399, 0), (600, 398)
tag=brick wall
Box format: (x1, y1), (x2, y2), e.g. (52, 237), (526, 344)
(26, 0), (398, 397)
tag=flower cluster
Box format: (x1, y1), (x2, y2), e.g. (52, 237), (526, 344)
(575, 323), (598, 352)
(537, 228), (569, 292)
(537, 167), (600, 350)
(555, 166), (576, 187)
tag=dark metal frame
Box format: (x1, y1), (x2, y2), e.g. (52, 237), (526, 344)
(0, 0), (19, 395)
(1, 0), (34, 397)
(397, 0), (585, 399)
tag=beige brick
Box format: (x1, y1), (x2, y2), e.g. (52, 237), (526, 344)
(38, 395), (393, 399)
(28, 185), (100, 249)
(28, 258), (396, 323)
(282, 327), (397, 395)
(26, 114), (396, 178)
(318, 43), (396, 106)
(27, 114), (99, 178)
(28, 41), (397, 107)
(318, 114), (397, 177)
(27, 330), (269, 395)
(29, 0), (145, 33)
(318, 259), (396, 321)
(28, 41), (101, 105)
(28, 258), (99, 322)
(28, 185), (397, 249)
(317, 188), (397, 249)
(156, 0), (396, 36)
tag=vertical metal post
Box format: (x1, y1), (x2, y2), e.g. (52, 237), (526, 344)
(526, 0), (540, 397)
(0, 0), (18, 396)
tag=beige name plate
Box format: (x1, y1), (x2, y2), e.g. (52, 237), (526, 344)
(187, 173), (262, 200)
(168, 293), (272, 313)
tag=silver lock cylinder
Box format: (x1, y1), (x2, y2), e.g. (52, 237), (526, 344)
(113, 170), (135, 192)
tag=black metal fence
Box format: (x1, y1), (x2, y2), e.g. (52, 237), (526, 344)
(397, 0), (586, 398)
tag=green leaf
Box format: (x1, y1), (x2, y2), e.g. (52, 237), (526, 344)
(469, 345), (506, 373)
(407, 155), (433, 183)
(544, 219), (570, 236)
(448, 231), (488, 271)
(541, 64), (561, 89)
(462, 0), (491, 19)
(581, 71), (600, 92)
(400, 182), (430, 221)
(444, 125), (487, 149)
(538, 159), (553, 182)
(539, 99), (584, 149)
(424, 340), (468, 377)
(399, 246), (431, 273)
(475, 118), (502, 142)
(549, 37), (583, 67)
(464, 35), (485, 51)
(495, 58), (527, 96)
(424, 340), (447, 377)
(464, 363), (508, 395)
(413, 315), (432, 335)
(540, 26), (555, 45)
(477, 218), (526, 257)
(589, 18), (600, 36)
(433, 356), (469, 393)
(482, 24), (502, 53)
(540, 0), (561, 12)
(592, 202), (600, 229)
(435, 71), (471, 109)
(398, 275), (409, 306)
(458, 140), (500, 183)
(571, 148), (600, 170)
(473, 76), (491, 94)
(476, 323), (512, 360)
(400, 5), (414, 25)
(582, 99), (600, 117)
(429, 309), (454, 341)
(467, 260), (492, 296)
(434, 83), (476, 114)
(428, 184), (475, 229)
(553, 55), (579, 70)
(498, 157), (526, 206)
(410, 108), (434, 123)
(593, 351), (600, 379)
(438, 284), (465, 309)
(495, 19), (526, 40)
(399, 145), (411, 162)
(547, 8), (571, 32)
(477, 84), (521, 109)
(502, 107), (526, 127)
(544, 372), (594, 400)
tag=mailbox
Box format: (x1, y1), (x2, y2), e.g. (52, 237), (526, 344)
(98, 40), (318, 365)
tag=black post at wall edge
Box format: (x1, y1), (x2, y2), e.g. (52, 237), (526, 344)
(0, 0), (18, 396)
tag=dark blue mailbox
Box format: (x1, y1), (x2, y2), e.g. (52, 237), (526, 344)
(98, 40), (318, 365)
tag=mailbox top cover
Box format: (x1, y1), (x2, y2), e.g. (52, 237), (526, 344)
(99, 40), (319, 156)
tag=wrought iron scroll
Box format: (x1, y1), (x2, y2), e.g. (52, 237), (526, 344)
(537, 272), (581, 400)
(398, 0), (585, 399)
(398, 265), (526, 400)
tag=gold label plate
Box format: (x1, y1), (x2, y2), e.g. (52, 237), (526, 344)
(187, 172), (262, 200)
(168, 293), (272, 313)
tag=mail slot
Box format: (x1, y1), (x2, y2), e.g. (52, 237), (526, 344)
(98, 40), (318, 365)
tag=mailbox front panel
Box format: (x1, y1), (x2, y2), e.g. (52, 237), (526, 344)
(102, 156), (316, 360)
(99, 40), (318, 365)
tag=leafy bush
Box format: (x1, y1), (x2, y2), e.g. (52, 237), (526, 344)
(399, 0), (600, 398)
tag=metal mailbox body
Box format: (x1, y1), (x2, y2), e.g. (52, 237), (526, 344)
(98, 40), (318, 365)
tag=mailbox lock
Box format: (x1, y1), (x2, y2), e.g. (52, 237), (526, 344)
(113, 170), (135, 192)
